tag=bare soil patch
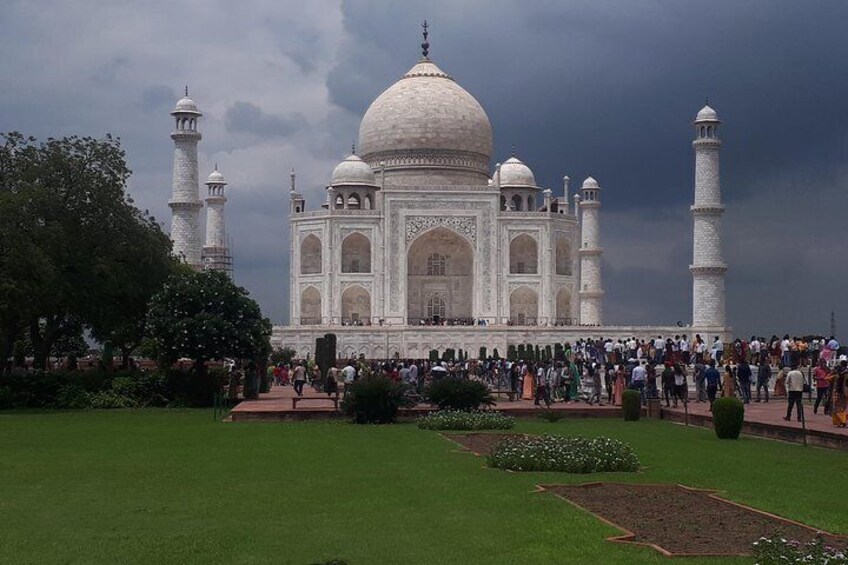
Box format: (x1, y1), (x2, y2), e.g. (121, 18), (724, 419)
(443, 433), (530, 456)
(541, 483), (846, 557)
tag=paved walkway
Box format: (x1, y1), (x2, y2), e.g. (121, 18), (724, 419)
(231, 384), (848, 449)
(662, 395), (848, 439)
(231, 383), (621, 420)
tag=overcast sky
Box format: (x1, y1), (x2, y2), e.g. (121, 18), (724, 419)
(3, 0), (847, 339)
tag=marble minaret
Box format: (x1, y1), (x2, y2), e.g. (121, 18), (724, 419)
(169, 88), (203, 268)
(202, 166), (232, 275)
(578, 177), (604, 325)
(690, 104), (727, 328)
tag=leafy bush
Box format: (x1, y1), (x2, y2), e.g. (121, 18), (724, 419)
(86, 391), (136, 409)
(341, 375), (414, 424)
(753, 535), (847, 565)
(165, 367), (227, 407)
(417, 410), (515, 430)
(0, 386), (11, 409)
(488, 435), (640, 473)
(622, 390), (641, 421)
(538, 408), (565, 423)
(425, 378), (495, 411)
(55, 384), (92, 409)
(712, 397), (744, 439)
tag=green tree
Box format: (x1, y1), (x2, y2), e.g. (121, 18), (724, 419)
(0, 132), (172, 371)
(146, 269), (272, 378)
(269, 347), (296, 366)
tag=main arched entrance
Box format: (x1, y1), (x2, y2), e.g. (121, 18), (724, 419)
(406, 227), (474, 324)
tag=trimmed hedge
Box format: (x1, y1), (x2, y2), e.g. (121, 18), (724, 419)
(425, 378), (495, 411)
(0, 367), (226, 409)
(622, 389), (641, 421)
(417, 410), (515, 430)
(712, 397), (744, 439)
(341, 375), (414, 424)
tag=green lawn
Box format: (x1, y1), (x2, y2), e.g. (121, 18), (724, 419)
(0, 411), (845, 564)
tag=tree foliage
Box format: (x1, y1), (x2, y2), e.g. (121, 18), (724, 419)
(0, 132), (173, 370)
(146, 269), (272, 367)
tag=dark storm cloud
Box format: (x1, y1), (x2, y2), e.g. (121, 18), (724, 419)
(326, 0), (848, 337)
(141, 86), (177, 114)
(224, 102), (308, 138)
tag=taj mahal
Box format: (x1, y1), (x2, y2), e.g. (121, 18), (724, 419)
(165, 30), (730, 359)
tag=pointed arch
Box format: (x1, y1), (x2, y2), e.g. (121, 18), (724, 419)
(341, 285), (371, 324)
(300, 286), (322, 325)
(341, 232), (371, 273)
(509, 234), (538, 274)
(556, 287), (572, 325)
(555, 234), (572, 275)
(407, 226), (473, 323)
(300, 234), (322, 274)
(509, 286), (538, 326)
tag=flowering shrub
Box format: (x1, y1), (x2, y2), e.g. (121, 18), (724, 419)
(753, 534), (847, 564)
(487, 435), (640, 473)
(417, 410), (515, 430)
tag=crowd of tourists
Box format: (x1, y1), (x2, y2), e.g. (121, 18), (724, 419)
(271, 334), (848, 429)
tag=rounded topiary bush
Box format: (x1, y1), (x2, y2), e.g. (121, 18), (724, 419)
(621, 389), (641, 421)
(712, 397), (744, 439)
(417, 410), (515, 430)
(425, 378), (495, 411)
(341, 375), (413, 424)
(488, 435), (640, 473)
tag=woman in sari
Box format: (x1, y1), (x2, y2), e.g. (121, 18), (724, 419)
(521, 362), (534, 401)
(568, 361), (580, 401)
(613, 365), (626, 406)
(831, 366), (847, 428)
(773, 365), (787, 397)
(722, 364), (736, 398)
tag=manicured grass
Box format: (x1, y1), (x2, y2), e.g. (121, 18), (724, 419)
(0, 411), (845, 564)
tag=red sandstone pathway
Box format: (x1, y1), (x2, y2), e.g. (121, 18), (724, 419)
(663, 396), (848, 439)
(231, 383), (620, 417)
(231, 385), (848, 445)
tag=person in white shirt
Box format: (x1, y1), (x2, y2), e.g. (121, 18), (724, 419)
(679, 335), (690, 365)
(749, 336), (761, 364)
(712, 337), (724, 365)
(631, 362), (647, 405)
(783, 364), (805, 422)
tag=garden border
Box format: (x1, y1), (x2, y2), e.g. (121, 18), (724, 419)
(536, 482), (848, 557)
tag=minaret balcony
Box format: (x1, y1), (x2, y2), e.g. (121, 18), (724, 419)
(168, 199), (203, 209)
(578, 247), (603, 256)
(690, 204), (725, 214)
(171, 131), (202, 141)
(578, 289), (605, 299)
(689, 264), (728, 274)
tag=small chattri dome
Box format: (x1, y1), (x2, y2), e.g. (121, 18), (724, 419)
(206, 169), (226, 185)
(695, 104), (719, 122)
(497, 157), (537, 188)
(174, 96), (200, 114)
(331, 154), (377, 187)
(582, 176), (599, 189)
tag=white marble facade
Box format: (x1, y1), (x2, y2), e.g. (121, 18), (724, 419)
(279, 54), (603, 357)
(271, 53), (729, 357)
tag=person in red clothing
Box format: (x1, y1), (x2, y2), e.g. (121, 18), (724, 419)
(812, 359), (832, 414)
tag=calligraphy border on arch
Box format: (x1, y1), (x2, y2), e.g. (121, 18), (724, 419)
(404, 215), (477, 244)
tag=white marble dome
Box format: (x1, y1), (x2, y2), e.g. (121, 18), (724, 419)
(206, 169), (226, 185)
(582, 176), (599, 189)
(695, 104), (718, 122)
(497, 157), (537, 188)
(331, 154), (377, 187)
(358, 58), (493, 164)
(174, 96), (200, 114)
